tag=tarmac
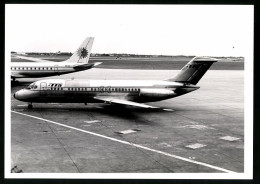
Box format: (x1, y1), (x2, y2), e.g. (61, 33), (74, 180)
(10, 68), (244, 175)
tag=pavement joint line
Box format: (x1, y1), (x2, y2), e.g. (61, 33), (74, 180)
(11, 110), (237, 173)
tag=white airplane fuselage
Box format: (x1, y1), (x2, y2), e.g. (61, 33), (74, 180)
(14, 57), (217, 109)
(11, 37), (99, 80)
(14, 79), (199, 103)
(11, 62), (97, 78)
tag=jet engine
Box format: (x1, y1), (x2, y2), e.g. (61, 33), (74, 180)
(139, 88), (175, 98)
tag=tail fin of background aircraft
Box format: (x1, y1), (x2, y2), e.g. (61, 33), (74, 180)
(168, 57), (218, 85)
(64, 37), (94, 64)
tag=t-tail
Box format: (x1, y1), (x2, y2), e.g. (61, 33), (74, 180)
(168, 57), (218, 85)
(63, 37), (94, 64)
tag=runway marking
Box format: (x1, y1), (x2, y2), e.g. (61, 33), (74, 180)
(219, 136), (240, 142)
(159, 142), (172, 147)
(17, 105), (27, 107)
(84, 120), (101, 124)
(11, 110), (236, 173)
(116, 129), (140, 134)
(180, 125), (215, 130)
(186, 143), (207, 149)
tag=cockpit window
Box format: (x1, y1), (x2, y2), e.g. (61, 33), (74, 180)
(26, 83), (37, 90)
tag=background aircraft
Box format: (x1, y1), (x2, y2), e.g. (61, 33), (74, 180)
(14, 57), (217, 109)
(11, 37), (101, 81)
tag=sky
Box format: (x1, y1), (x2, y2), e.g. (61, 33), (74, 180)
(6, 5), (253, 57)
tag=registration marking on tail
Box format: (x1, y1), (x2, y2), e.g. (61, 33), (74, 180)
(11, 110), (237, 173)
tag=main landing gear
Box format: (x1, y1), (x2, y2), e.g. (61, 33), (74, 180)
(28, 103), (33, 109)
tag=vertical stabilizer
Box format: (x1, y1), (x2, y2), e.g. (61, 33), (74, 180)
(168, 57), (218, 85)
(64, 37), (94, 64)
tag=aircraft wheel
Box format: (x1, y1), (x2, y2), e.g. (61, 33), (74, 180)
(28, 103), (33, 109)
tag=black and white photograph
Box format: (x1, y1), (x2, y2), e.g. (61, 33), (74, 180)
(5, 4), (253, 179)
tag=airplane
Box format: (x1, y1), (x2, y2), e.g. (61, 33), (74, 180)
(14, 57), (217, 109)
(11, 37), (101, 81)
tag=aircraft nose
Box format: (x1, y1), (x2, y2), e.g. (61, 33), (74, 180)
(13, 89), (31, 101)
(14, 90), (21, 100)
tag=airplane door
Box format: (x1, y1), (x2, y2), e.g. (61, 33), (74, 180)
(40, 82), (47, 96)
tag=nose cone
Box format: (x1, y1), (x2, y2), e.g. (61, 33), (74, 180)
(13, 89), (32, 102)
(14, 90), (22, 101)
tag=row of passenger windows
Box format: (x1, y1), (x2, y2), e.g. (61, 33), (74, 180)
(11, 67), (57, 71)
(42, 87), (139, 92)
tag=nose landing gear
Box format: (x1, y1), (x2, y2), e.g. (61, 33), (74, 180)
(28, 103), (33, 109)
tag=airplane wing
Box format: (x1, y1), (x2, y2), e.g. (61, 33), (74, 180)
(93, 96), (159, 109)
(11, 54), (51, 62)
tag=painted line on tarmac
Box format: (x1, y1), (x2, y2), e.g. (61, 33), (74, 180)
(12, 110), (236, 173)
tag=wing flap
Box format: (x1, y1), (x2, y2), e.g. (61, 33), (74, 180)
(93, 97), (159, 109)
